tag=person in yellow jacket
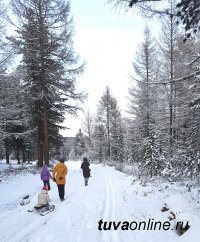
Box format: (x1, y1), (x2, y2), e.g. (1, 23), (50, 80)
(52, 159), (68, 201)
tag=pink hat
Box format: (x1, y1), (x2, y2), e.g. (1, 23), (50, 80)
(42, 186), (48, 190)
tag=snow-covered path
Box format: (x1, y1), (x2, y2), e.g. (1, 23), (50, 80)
(0, 161), (198, 242)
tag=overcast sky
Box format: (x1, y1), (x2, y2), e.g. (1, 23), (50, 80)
(62, 0), (160, 137)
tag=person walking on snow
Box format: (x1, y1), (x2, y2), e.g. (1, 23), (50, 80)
(41, 163), (51, 190)
(37, 186), (51, 210)
(52, 159), (67, 201)
(81, 157), (91, 186)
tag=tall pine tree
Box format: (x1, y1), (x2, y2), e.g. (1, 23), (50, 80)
(10, 0), (85, 166)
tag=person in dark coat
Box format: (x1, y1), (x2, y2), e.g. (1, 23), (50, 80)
(81, 157), (91, 186)
(41, 163), (51, 190)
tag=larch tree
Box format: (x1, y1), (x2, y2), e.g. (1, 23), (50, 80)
(81, 109), (95, 160)
(96, 86), (124, 164)
(110, 104), (124, 163)
(93, 123), (106, 163)
(158, 0), (181, 158)
(185, 36), (200, 163)
(127, 27), (160, 177)
(96, 86), (113, 161)
(0, 0), (12, 70)
(107, 0), (200, 35)
(0, 69), (32, 164)
(10, 0), (85, 166)
(74, 129), (86, 159)
(0, 0), (17, 164)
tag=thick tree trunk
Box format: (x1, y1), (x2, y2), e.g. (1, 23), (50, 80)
(17, 147), (20, 164)
(5, 139), (9, 164)
(169, 9), (174, 158)
(37, 142), (43, 167)
(23, 149), (25, 163)
(37, 124), (44, 167)
(43, 104), (49, 166)
(27, 150), (30, 163)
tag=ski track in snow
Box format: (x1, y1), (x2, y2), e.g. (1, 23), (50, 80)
(0, 161), (183, 242)
(101, 167), (120, 242)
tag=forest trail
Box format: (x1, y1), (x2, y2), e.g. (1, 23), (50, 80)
(0, 161), (181, 242)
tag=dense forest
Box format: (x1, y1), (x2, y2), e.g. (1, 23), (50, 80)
(0, 0), (200, 183)
(73, 0), (200, 181)
(0, 0), (85, 166)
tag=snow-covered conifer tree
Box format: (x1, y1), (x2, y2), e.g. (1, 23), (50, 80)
(74, 129), (86, 159)
(127, 27), (160, 177)
(96, 86), (124, 164)
(9, 0), (85, 166)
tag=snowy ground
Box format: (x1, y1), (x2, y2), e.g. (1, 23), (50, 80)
(0, 160), (37, 172)
(0, 161), (200, 242)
